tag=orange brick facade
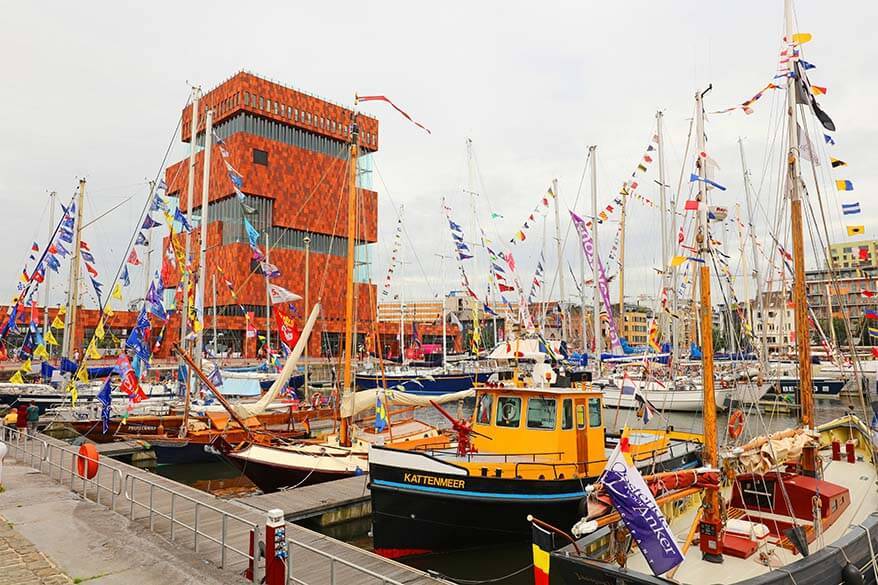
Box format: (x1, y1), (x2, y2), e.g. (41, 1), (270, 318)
(156, 72), (437, 359)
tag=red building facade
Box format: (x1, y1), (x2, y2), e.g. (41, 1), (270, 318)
(160, 72), (382, 358)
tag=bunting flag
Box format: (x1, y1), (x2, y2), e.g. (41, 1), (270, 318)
(51, 315), (64, 329)
(97, 377), (111, 434)
(9, 371), (24, 384)
(120, 266), (130, 286)
(141, 214), (161, 230)
(33, 343), (48, 360)
(831, 157), (847, 168)
(135, 232), (149, 246)
(95, 319), (105, 340)
(847, 225), (865, 236)
(711, 82), (781, 115)
(508, 187), (554, 245)
(825, 134), (836, 145)
(127, 248), (141, 265)
(85, 340), (101, 360)
(111, 282), (123, 301)
(355, 94), (431, 134)
(173, 208), (192, 232)
(381, 219), (403, 297)
(836, 180), (854, 191)
(861, 290), (876, 298)
(842, 202), (861, 215)
(81, 251), (96, 263)
(44, 329), (58, 345)
(689, 173), (727, 191)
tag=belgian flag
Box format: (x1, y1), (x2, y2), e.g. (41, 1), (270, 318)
(532, 522), (556, 585)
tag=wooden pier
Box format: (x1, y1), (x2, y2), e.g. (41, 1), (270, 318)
(1, 429), (445, 585)
(237, 475), (371, 524)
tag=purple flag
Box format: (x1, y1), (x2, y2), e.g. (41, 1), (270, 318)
(570, 211), (622, 352)
(602, 441), (684, 575)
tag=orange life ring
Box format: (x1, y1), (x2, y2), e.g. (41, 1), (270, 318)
(728, 409), (745, 439)
(76, 443), (99, 479)
(311, 392), (323, 409)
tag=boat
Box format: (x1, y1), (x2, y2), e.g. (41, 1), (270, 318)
(368, 359), (704, 558)
(536, 9), (878, 582)
(596, 376), (735, 412)
(354, 365), (491, 394)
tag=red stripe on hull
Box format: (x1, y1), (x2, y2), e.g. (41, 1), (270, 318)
(374, 547), (433, 559)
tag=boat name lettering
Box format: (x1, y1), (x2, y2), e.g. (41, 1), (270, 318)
(403, 473), (465, 489)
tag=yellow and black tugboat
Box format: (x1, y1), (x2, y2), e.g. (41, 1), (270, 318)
(368, 361), (703, 558)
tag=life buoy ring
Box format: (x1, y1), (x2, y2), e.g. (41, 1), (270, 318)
(728, 409), (745, 439)
(76, 443), (99, 479)
(310, 392), (323, 409)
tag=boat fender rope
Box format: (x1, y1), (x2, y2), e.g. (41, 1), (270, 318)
(853, 523), (878, 583)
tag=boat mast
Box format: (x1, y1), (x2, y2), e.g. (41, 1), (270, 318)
(694, 86), (724, 563)
(398, 205), (405, 364)
(657, 111), (670, 344)
(264, 228), (271, 362)
(194, 109), (213, 369)
(43, 191), (56, 343)
(739, 137), (769, 369)
(180, 86), (201, 353)
(784, 0), (815, 432)
(618, 183), (627, 345)
(579, 221), (587, 353)
(339, 112), (360, 448)
(590, 147), (602, 376)
(62, 179), (86, 360)
(142, 181), (156, 311)
(553, 178), (567, 342)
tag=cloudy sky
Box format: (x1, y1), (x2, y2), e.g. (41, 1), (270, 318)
(2, 1), (876, 311)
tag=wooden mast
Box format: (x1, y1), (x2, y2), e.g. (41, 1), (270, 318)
(694, 86), (723, 563)
(785, 0), (814, 433)
(618, 186), (627, 343)
(63, 178), (86, 359)
(339, 111), (360, 448)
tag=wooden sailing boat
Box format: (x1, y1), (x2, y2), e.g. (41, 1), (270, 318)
(544, 4), (878, 581)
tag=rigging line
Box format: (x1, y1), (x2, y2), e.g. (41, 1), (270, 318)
(371, 157), (437, 299)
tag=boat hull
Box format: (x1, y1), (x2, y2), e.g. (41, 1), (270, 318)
(225, 451), (358, 491)
(369, 445), (701, 558)
(600, 387), (735, 412)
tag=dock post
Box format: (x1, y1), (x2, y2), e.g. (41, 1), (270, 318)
(0, 441), (7, 487)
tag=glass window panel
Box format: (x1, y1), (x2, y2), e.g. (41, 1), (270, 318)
(496, 396), (521, 428)
(526, 398), (556, 430)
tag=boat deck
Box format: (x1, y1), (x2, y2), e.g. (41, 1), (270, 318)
(624, 452), (878, 583)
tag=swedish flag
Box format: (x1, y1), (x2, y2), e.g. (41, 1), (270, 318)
(375, 393), (388, 432)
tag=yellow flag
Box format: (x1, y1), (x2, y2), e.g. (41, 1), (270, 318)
(111, 283), (123, 301)
(20, 358), (31, 373)
(66, 381), (77, 406)
(51, 315), (64, 329)
(95, 319), (105, 340)
(105, 305), (114, 317)
(76, 368), (89, 382)
(58, 305), (66, 315)
(791, 32), (812, 44)
(847, 225), (865, 236)
(33, 344), (49, 360)
(671, 256), (687, 267)
(9, 371), (24, 384)
(193, 319), (204, 333)
(44, 329), (58, 346)
(86, 341), (101, 360)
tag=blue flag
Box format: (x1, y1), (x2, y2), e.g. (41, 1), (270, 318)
(81, 251), (96, 263)
(46, 255), (61, 273)
(146, 282), (167, 321)
(375, 393), (388, 432)
(173, 209), (191, 232)
(120, 266), (130, 287)
(689, 173), (727, 191)
(142, 215), (162, 230)
(135, 232), (149, 246)
(97, 377), (112, 434)
(58, 228), (74, 243)
(243, 218), (260, 248)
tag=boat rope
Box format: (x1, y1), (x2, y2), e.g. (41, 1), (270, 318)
(427, 562), (533, 584)
(852, 522), (878, 583)
(774, 567), (799, 585)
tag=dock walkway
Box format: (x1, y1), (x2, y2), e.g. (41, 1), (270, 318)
(1, 428), (446, 585)
(237, 475), (370, 523)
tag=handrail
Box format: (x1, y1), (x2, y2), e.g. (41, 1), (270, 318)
(288, 538), (406, 585)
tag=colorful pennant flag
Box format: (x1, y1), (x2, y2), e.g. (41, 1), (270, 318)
(847, 225), (865, 236)
(842, 203), (861, 215)
(836, 180), (854, 191)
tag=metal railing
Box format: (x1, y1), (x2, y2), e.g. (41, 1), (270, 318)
(123, 473), (255, 569)
(2, 427), (439, 585)
(0, 426), (253, 573)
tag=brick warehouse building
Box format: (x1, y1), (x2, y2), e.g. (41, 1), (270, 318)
(155, 71), (450, 359)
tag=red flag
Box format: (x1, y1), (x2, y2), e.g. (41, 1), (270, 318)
(80, 241), (90, 251)
(860, 247), (870, 261)
(274, 306), (301, 349)
(872, 347), (878, 358)
(684, 200), (700, 211)
(861, 290), (876, 298)
(498, 284), (515, 293)
(678, 228), (684, 243)
(86, 263), (98, 277)
(355, 94), (431, 134)
(127, 248), (141, 265)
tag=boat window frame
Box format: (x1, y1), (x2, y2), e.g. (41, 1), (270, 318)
(525, 396), (557, 431)
(575, 404), (586, 430)
(588, 397), (602, 428)
(474, 392), (493, 426)
(495, 395), (522, 428)
(561, 398), (573, 430)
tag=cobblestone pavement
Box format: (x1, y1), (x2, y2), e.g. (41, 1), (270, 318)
(0, 517), (72, 585)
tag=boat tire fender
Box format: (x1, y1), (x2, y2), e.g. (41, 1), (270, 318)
(727, 409), (745, 439)
(841, 562), (865, 585)
(76, 443), (99, 480)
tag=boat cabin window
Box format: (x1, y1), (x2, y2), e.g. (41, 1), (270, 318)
(526, 398), (556, 430)
(561, 399), (573, 430)
(588, 398), (602, 427)
(496, 396), (522, 428)
(475, 393), (493, 425)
